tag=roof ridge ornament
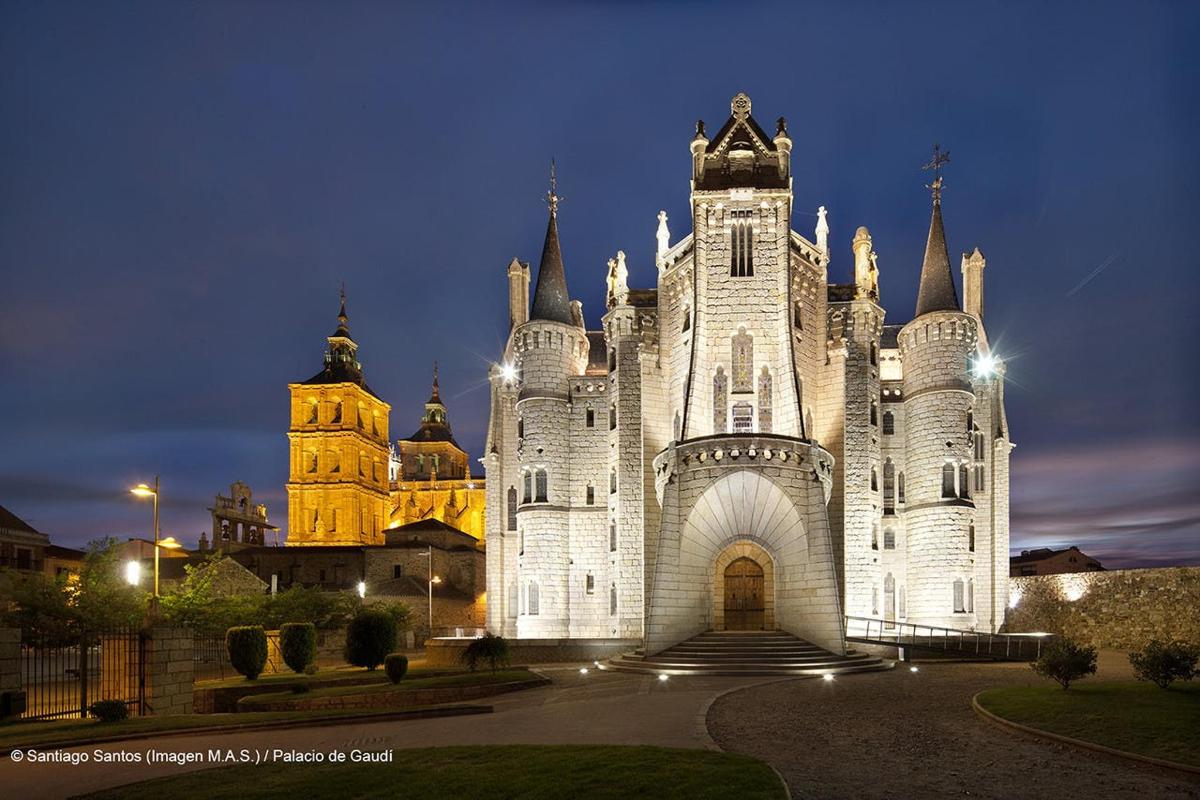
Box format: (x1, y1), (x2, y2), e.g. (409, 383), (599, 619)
(731, 92), (751, 120)
(922, 143), (950, 206)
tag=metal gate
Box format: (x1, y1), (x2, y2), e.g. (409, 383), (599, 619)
(21, 627), (146, 720)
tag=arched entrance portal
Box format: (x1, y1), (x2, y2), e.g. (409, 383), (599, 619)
(723, 557), (765, 630)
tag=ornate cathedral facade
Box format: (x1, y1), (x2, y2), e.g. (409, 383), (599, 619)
(484, 94), (1011, 654)
(286, 297), (485, 546)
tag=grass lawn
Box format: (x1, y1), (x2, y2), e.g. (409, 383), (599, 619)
(0, 706), (478, 751)
(977, 681), (1200, 767)
(79, 745), (787, 799)
(237, 669), (537, 707)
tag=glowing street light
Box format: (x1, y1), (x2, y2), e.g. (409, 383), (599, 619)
(129, 476), (167, 599)
(124, 560), (142, 587)
(357, 580), (367, 599)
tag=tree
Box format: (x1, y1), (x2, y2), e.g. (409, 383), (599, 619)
(1031, 638), (1097, 690)
(0, 537), (146, 643)
(343, 609), (398, 670)
(461, 633), (510, 674)
(1129, 640), (1199, 689)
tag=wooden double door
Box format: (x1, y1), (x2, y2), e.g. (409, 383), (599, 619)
(723, 557), (765, 630)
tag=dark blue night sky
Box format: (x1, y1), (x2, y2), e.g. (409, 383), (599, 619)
(2, 1), (1197, 567)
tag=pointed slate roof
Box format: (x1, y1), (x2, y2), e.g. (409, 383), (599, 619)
(529, 208), (577, 326)
(914, 200), (961, 317)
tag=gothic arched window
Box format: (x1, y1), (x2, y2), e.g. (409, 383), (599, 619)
(758, 367), (773, 433)
(883, 411), (895, 435)
(883, 459), (895, 514)
(898, 472), (906, 504)
(682, 306), (691, 332)
(534, 469), (548, 503)
(610, 584), (618, 615)
(506, 487), (517, 530)
(953, 579), (965, 613)
(942, 463), (956, 498)
(609, 520), (617, 552)
(870, 467), (878, 492)
(968, 524), (976, 552)
(522, 471), (532, 504)
(731, 328), (753, 392)
(730, 210), (754, 277)
(884, 528), (895, 550)
(959, 465), (970, 499)
(528, 582), (540, 616)
(713, 366), (728, 434)
(870, 401), (878, 427)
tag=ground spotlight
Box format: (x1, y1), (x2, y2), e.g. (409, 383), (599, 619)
(579, 667), (589, 675)
(910, 666), (919, 673)
(823, 673), (835, 682)
(658, 674), (669, 682)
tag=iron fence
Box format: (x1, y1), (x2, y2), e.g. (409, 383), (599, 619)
(21, 627), (145, 720)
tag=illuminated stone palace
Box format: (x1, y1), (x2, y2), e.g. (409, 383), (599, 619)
(287, 297), (485, 545)
(484, 94), (1012, 654)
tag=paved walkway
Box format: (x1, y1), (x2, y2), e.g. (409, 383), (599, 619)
(708, 652), (1200, 800)
(0, 667), (760, 799)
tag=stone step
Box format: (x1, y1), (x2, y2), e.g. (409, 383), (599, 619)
(603, 658), (891, 677)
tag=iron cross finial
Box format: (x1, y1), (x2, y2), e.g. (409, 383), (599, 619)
(546, 159), (561, 216)
(922, 143), (951, 205)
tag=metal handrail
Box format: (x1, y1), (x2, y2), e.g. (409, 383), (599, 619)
(843, 615), (1050, 661)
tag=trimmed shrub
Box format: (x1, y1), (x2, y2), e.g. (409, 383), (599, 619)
(1031, 637), (1097, 690)
(461, 632), (510, 674)
(385, 653), (409, 684)
(343, 609), (398, 670)
(226, 625), (269, 680)
(280, 622), (317, 674)
(89, 699), (129, 723)
(303, 662), (319, 675)
(1129, 640), (1199, 689)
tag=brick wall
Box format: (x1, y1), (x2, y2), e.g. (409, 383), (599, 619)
(1007, 567), (1200, 648)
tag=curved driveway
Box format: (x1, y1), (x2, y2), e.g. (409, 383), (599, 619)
(708, 653), (1200, 799)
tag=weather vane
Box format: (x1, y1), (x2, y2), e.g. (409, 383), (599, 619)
(546, 159), (562, 216)
(922, 143), (950, 205)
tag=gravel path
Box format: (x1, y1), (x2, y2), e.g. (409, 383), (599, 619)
(707, 653), (1200, 800)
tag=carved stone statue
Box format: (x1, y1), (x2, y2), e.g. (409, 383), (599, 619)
(615, 250), (629, 305)
(606, 257), (618, 308)
(815, 206), (829, 255)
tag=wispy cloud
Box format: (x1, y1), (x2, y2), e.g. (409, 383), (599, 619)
(1011, 438), (1200, 567)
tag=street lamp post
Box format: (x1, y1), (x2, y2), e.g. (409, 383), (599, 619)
(421, 545), (442, 643)
(130, 477), (161, 597)
(130, 476), (182, 602)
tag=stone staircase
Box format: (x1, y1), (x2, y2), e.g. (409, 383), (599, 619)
(603, 630), (892, 677)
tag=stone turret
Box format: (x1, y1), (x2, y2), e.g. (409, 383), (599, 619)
(900, 182), (978, 628)
(510, 182), (589, 638)
(507, 257), (530, 329)
(961, 247), (986, 320)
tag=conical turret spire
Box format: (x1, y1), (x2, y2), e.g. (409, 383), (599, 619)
(915, 145), (960, 317)
(429, 362), (441, 403)
(334, 283), (352, 338)
(529, 162), (578, 326)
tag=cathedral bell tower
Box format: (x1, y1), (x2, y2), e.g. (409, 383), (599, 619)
(286, 289), (391, 545)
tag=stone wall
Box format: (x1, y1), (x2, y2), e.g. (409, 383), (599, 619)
(146, 625), (194, 716)
(1007, 567), (1200, 649)
(424, 637), (639, 668)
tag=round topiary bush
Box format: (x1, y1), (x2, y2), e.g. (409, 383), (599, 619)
(385, 653), (409, 684)
(89, 699), (129, 723)
(343, 609), (398, 671)
(226, 625), (269, 680)
(280, 622), (317, 674)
